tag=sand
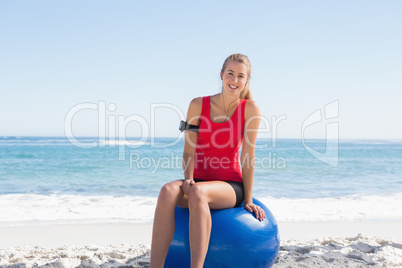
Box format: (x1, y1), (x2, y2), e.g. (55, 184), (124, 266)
(1, 221), (402, 267)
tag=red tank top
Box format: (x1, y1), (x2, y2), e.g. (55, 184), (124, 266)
(193, 96), (247, 182)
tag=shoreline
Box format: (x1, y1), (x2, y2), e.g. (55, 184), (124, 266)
(1, 220), (402, 248)
(0, 221), (402, 249)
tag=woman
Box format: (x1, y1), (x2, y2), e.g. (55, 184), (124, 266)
(150, 53), (265, 268)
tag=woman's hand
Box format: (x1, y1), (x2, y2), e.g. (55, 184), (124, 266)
(244, 202), (266, 222)
(181, 179), (195, 195)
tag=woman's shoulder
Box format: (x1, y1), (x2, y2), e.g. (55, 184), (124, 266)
(186, 97), (204, 122)
(245, 99), (259, 111)
(188, 97), (204, 112)
(244, 99), (260, 119)
(189, 96), (203, 106)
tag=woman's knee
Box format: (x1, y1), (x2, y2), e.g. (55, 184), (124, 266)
(188, 184), (208, 206)
(158, 181), (182, 204)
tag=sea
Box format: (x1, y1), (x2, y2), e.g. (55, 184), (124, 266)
(1, 136), (401, 226)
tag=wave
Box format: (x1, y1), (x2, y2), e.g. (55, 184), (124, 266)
(98, 140), (150, 146)
(259, 193), (402, 222)
(1, 193), (402, 227)
(0, 194), (156, 227)
(0, 138), (71, 146)
(0, 137), (153, 147)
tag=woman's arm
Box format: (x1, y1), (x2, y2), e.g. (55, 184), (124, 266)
(240, 99), (265, 221)
(181, 97), (202, 195)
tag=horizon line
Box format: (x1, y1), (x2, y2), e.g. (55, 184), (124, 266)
(1, 136), (402, 141)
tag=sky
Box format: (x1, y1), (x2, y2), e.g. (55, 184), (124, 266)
(1, 0), (401, 140)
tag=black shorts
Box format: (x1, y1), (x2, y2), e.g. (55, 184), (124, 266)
(193, 178), (244, 207)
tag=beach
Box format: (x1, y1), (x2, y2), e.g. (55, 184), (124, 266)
(1, 221), (402, 267)
(1, 137), (402, 267)
(2, 0), (402, 265)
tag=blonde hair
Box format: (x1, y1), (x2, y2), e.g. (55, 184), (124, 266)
(220, 53), (252, 99)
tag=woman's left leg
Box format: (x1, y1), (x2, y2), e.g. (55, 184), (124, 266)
(187, 181), (237, 268)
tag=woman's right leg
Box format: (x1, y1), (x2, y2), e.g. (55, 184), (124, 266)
(150, 180), (187, 268)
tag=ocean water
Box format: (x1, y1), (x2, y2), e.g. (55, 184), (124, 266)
(1, 136), (402, 226)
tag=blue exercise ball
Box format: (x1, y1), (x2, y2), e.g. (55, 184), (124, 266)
(164, 198), (280, 268)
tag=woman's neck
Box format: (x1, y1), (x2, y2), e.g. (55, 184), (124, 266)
(220, 92), (240, 108)
(220, 92), (240, 122)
